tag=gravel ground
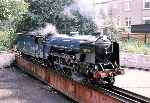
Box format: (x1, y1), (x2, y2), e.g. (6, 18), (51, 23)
(115, 68), (150, 98)
(0, 52), (73, 103)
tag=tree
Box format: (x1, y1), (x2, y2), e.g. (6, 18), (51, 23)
(97, 7), (121, 41)
(16, 0), (73, 32)
(70, 11), (97, 35)
(0, 0), (28, 21)
(17, 0), (97, 35)
(0, 0), (28, 50)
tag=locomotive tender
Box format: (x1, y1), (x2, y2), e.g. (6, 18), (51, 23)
(16, 33), (124, 85)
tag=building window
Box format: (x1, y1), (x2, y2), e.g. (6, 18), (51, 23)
(143, 17), (150, 24)
(125, 17), (131, 27)
(124, 2), (131, 11)
(145, 20), (150, 24)
(144, 0), (150, 9)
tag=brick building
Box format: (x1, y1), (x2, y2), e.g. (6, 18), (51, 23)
(96, 0), (150, 31)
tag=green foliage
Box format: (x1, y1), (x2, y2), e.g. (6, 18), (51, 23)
(16, 13), (42, 32)
(0, 0), (28, 50)
(0, 0), (28, 21)
(55, 10), (97, 35)
(120, 40), (150, 54)
(72, 11), (97, 35)
(17, 0), (73, 32)
(0, 0), (98, 51)
(99, 9), (125, 42)
(102, 18), (120, 41)
(28, 0), (72, 19)
(17, 0), (97, 35)
(0, 30), (15, 50)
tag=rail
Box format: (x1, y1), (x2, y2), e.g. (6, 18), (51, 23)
(100, 85), (150, 103)
(15, 55), (150, 103)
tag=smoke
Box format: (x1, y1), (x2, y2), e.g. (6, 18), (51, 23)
(55, 34), (97, 42)
(72, 34), (97, 41)
(30, 23), (59, 36)
(28, 0), (106, 36)
(64, 0), (95, 18)
(63, 0), (105, 31)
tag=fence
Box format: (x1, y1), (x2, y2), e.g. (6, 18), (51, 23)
(121, 33), (150, 44)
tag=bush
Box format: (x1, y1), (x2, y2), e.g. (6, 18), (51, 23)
(0, 29), (16, 50)
(120, 40), (150, 54)
(0, 0), (28, 51)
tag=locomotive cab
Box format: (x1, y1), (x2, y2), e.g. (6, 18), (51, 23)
(34, 35), (46, 44)
(90, 35), (124, 84)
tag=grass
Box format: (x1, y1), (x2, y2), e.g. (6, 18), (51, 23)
(120, 40), (150, 55)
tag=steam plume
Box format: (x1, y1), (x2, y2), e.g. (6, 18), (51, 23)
(55, 34), (97, 42)
(63, 0), (104, 31)
(30, 23), (59, 36)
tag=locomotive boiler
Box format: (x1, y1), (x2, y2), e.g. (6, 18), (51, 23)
(16, 33), (124, 85)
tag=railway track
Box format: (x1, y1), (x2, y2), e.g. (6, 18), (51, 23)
(15, 56), (150, 103)
(16, 65), (150, 103)
(100, 85), (150, 103)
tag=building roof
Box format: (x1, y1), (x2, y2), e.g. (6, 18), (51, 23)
(131, 24), (150, 33)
